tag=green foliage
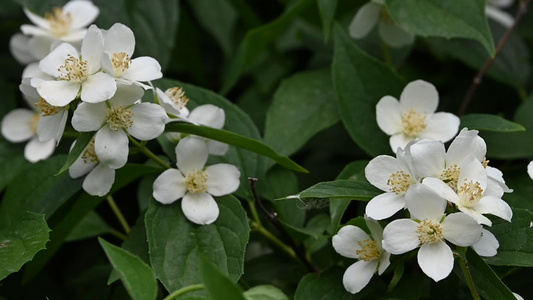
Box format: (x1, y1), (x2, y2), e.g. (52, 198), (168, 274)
(460, 114), (525, 132)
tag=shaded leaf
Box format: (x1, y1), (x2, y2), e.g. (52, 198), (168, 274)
(56, 131), (95, 175)
(244, 285), (289, 300)
(200, 256), (246, 300)
(278, 179), (380, 202)
(317, 0), (337, 42)
(461, 114), (525, 132)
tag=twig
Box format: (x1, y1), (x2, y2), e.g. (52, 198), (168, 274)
(459, 0), (531, 116)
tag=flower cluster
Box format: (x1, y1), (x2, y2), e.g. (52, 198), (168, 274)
(333, 80), (514, 294)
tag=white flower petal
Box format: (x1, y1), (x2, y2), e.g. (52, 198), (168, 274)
(376, 96), (402, 135)
(64, 0), (100, 30)
(122, 57), (162, 82)
(365, 192), (405, 220)
(28, 35), (56, 61)
(348, 2), (381, 39)
(69, 149), (97, 178)
(20, 24), (50, 37)
(417, 241), (453, 282)
(83, 163), (115, 196)
(128, 103), (167, 140)
(486, 6), (514, 28)
(378, 252), (391, 275)
(365, 217), (384, 247)
(182, 192), (219, 225)
(528, 161), (533, 180)
(188, 104), (225, 129)
(489, 0), (514, 8)
(22, 63), (48, 79)
(382, 219), (420, 254)
(104, 23), (135, 56)
(10, 33), (35, 64)
(389, 133), (413, 153)
(1, 109), (35, 142)
(486, 166), (512, 194)
(39, 42), (78, 78)
(471, 229), (499, 257)
(332, 225), (371, 259)
(95, 126), (129, 169)
(365, 155), (405, 191)
(205, 164), (240, 196)
(35, 79), (80, 107)
(408, 139), (446, 178)
(72, 102), (108, 132)
(80, 25), (104, 74)
(399, 80), (439, 115)
(342, 260), (378, 294)
(207, 140), (229, 156)
(108, 84), (144, 107)
(446, 129), (486, 165)
(422, 177), (461, 205)
(458, 156), (488, 191)
(176, 137), (209, 174)
(23, 8), (51, 30)
(37, 109), (67, 142)
(25, 136), (55, 163)
(441, 213), (482, 246)
(153, 169), (186, 204)
(418, 112), (460, 143)
(378, 20), (415, 48)
(475, 196), (513, 222)
(80, 72), (117, 103)
(405, 184), (447, 221)
(513, 292), (524, 300)
(460, 207), (493, 226)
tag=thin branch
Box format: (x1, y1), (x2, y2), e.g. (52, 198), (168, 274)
(459, 0), (531, 116)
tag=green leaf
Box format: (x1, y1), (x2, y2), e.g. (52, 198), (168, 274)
(317, 0), (337, 42)
(0, 212), (50, 281)
(0, 140), (29, 193)
(221, 0), (313, 94)
(461, 114), (525, 132)
(166, 122), (307, 173)
(384, 0), (495, 55)
(243, 285), (289, 300)
(145, 195), (250, 292)
(485, 209), (533, 267)
(99, 238), (157, 300)
(56, 131), (95, 175)
(200, 256), (246, 300)
(332, 23), (405, 156)
(264, 69), (339, 159)
(66, 211), (113, 242)
(278, 179), (381, 202)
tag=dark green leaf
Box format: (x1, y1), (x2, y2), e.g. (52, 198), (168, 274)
(485, 209), (533, 267)
(0, 212), (50, 281)
(66, 211), (113, 242)
(243, 285), (289, 300)
(332, 23), (405, 156)
(99, 238), (157, 300)
(0, 140), (29, 192)
(145, 195), (250, 292)
(461, 114), (525, 132)
(278, 179), (381, 202)
(264, 69), (339, 159)
(56, 131), (95, 175)
(200, 256), (246, 300)
(317, 0), (337, 42)
(384, 0), (495, 55)
(166, 122), (307, 173)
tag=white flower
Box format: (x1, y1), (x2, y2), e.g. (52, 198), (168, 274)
(527, 161), (533, 180)
(423, 156), (513, 226)
(332, 217), (390, 294)
(364, 145), (419, 220)
(9, 33), (36, 65)
(348, 0), (414, 48)
(376, 80), (460, 153)
(152, 136), (241, 225)
(33, 25), (116, 106)
(486, 0), (515, 28)
(513, 292), (524, 300)
(382, 184), (482, 282)
(156, 87), (190, 118)
(20, 0), (99, 60)
(471, 228), (499, 257)
(71, 84), (167, 169)
(69, 139), (115, 196)
(101, 23), (162, 88)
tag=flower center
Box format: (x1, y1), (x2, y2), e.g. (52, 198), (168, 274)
(29, 114), (40, 134)
(45, 7), (72, 37)
(165, 87), (189, 109)
(35, 98), (59, 116)
(416, 219), (443, 244)
(482, 158), (489, 168)
(58, 54), (88, 82)
(185, 170), (208, 194)
(439, 164), (461, 192)
(81, 139), (98, 164)
(111, 52), (131, 77)
(105, 106), (133, 131)
(458, 180), (484, 208)
(387, 171), (412, 195)
(401, 109), (427, 136)
(356, 239), (380, 261)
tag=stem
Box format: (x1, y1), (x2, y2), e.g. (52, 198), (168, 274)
(250, 220), (304, 266)
(163, 284), (204, 300)
(106, 195), (131, 235)
(128, 135), (171, 169)
(381, 40), (393, 66)
(459, 0), (531, 116)
(110, 229), (127, 241)
(454, 248), (481, 300)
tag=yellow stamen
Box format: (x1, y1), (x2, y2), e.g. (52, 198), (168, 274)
(387, 171), (412, 195)
(401, 109), (427, 136)
(35, 98), (58, 116)
(482, 158), (489, 168)
(440, 164), (461, 191)
(165, 87), (189, 109)
(458, 180), (484, 208)
(417, 219), (443, 245)
(105, 106), (133, 131)
(45, 7), (72, 37)
(356, 239), (380, 261)
(29, 114), (40, 134)
(81, 139), (98, 164)
(58, 54), (88, 82)
(185, 170), (208, 194)
(111, 52), (131, 77)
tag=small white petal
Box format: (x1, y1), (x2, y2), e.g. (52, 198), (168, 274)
(35, 80), (80, 107)
(207, 140), (229, 156)
(104, 23), (135, 56)
(342, 260), (378, 294)
(83, 163), (115, 196)
(486, 166), (512, 194)
(28, 35), (56, 61)
(382, 219), (420, 254)
(405, 184), (447, 221)
(205, 164), (240, 196)
(417, 241), (454, 282)
(471, 229), (499, 257)
(365, 155), (406, 191)
(188, 104), (225, 129)
(72, 102), (108, 132)
(153, 169), (186, 204)
(128, 103), (167, 140)
(37, 109), (67, 142)
(39, 43), (78, 78)
(389, 133), (413, 153)
(80, 72), (117, 103)
(10, 33), (35, 64)
(378, 20), (415, 48)
(25, 136), (55, 163)
(399, 80), (439, 115)
(176, 137), (208, 174)
(422, 177), (461, 206)
(376, 96), (402, 135)
(378, 252), (391, 275)
(1, 109), (35, 142)
(513, 292), (524, 300)
(528, 161), (533, 180)
(365, 217), (384, 247)
(182, 192), (219, 225)
(108, 84), (144, 107)
(23, 8), (51, 30)
(95, 126), (129, 169)
(486, 6), (514, 28)
(446, 128), (486, 166)
(122, 57), (162, 82)
(348, 2), (381, 39)
(69, 152), (97, 178)
(332, 225), (371, 259)
(81, 25), (104, 74)
(475, 196), (513, 222)
(64, 0), (100, 30)
(442, 213), (482, 246)
(408, 139), (446, 178)
(418, 112), (460, 143)
(458, 156), (488, 191)
(365, 193), (405, 220)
